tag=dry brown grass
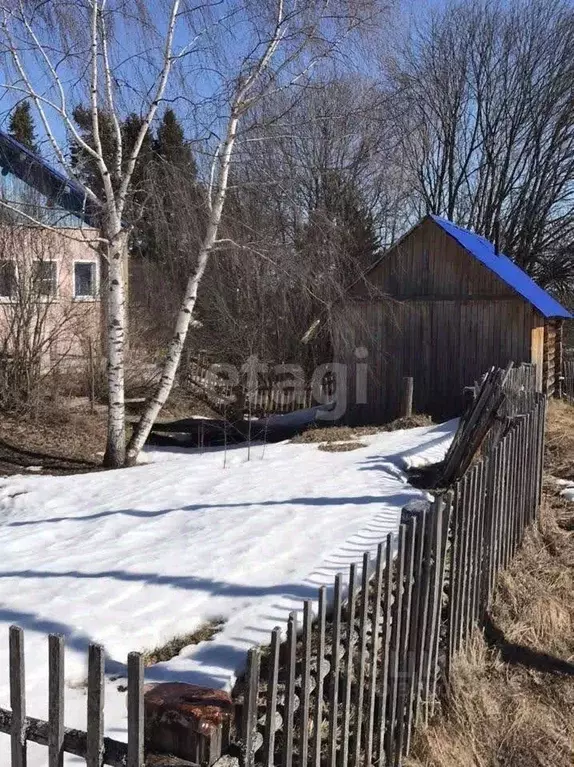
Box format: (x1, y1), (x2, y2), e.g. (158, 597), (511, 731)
(291, 414), (433, 444)
(545, 397), (574, 479)
(317, 441), (368, 452)
(0, 403), (107, 474)
(142, 618), (225, 667)
(407, 400), (574, 767)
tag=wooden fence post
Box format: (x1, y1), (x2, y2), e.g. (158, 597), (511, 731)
(263, 628), (280, 767)
(243, 648), (260, 767)
(328, 575), (343, 767)
(401, 377), (414, 418)
(9, 625), (26, 767)
(127, 652), (144, 767)
(284, 613), (297, 767)
(48, 634), (65, 767)
(299, 602), (312, 767)
(87, 644), (105, 767)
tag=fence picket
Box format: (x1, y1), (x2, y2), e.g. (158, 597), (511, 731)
(86, 644), (105, 767)
(471, 460), (486, 625)
(404, 508), (427, 754)
(385, 523), (406, 764)
(263, 628), (281, 767)
(447, 481), (462, 671)
(9, 625), (26, 767)
(313, 589), (326, 767)
(466, 466), (479, 636)
(377, 534), (394, 762)
(460, 472), (473, 646)
(284, 613), (297, 767)
(365, 542), (384, 766)
(127, 652), (144, 767)
(299, 602), (312, 767)
(352, 553), (370, 766)
(328, 575), (342, 767)
(48, 634), (64, 767)
(244, 647), (260, 767)
(430, 495), (452, 712)
(420, 498), (443, 718)
(395, 516), (417, 763)
(341, 564), (357, 767)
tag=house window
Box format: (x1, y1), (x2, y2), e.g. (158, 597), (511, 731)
(0, 260), (16, 298)
(74, 262), (97, 298)
(32, 260), (57, 297)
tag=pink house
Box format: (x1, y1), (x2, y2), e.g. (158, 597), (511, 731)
(0, 130), (104, 369)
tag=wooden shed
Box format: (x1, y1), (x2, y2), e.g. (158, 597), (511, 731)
(332, 215), (572, 423)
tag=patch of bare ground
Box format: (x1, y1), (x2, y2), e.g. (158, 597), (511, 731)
(291, 414), (433, 444)
(317, 441), (368, 452)
(0, 403), (107, 475)
(406, 402), (574, 767)
(0, 386), (216, 476)
(141, 618), (226, 667)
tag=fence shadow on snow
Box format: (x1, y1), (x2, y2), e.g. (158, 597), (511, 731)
(234, 392), (546, 767)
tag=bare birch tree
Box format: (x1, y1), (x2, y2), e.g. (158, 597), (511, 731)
(0, 0), (379, 466)
(125, 1), (381, 464)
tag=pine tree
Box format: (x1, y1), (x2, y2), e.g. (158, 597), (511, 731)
(9, 102), (38, 153)
(322, 170), (381, 269)
(71, 105), (118, 196)
(154, 109), (196, 173)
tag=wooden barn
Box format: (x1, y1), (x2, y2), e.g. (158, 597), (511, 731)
(332, 214), (572, 422)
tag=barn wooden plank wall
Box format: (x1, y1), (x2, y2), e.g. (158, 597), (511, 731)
(333, 298), (539, 423)
(333, 218), (553, 424)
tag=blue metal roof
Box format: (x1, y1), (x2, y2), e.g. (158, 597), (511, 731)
(430, 214), (572, 319)
(0, 128), (100, 225)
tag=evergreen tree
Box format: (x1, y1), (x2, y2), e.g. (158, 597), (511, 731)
(9, 102), (38, 153)
(322, 170), (381, 269)
(154, 109), (196, 173)
(297, 169), (381, 287)
(71, 105), (118, 196)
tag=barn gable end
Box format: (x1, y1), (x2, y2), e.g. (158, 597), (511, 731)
(350, 217), (518, 301)
(334, 216), (570, 423)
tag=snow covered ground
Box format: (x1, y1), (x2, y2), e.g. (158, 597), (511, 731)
(0, 419), (455, 765)
(554, 477), (574, 502)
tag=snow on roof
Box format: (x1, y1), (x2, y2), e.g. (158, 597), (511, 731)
(430, 214), (572, 319)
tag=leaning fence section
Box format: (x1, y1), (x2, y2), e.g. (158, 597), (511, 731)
(235, 393), (546, 767)
(0, 627), (144, 767)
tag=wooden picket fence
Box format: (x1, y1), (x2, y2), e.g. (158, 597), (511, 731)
(235, 393), (546, 767)
(0, 627), (145, 766)
(183, 353), (335, 416)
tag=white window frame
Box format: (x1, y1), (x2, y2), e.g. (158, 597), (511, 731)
(73, 259), (99, 301)
(0, 258), (17, 303)
(32, 259), (59, 300)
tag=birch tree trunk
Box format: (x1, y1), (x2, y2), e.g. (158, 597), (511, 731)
(103, 227), (128, 467)
(125, 111), (240, 465)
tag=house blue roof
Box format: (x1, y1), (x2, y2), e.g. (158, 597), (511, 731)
(0, 128), (99, 225)
(430, 214), (572, 319)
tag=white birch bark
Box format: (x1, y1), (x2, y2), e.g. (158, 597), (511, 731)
(125, 109), (240, 464)
(103, 226), (128, 467)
